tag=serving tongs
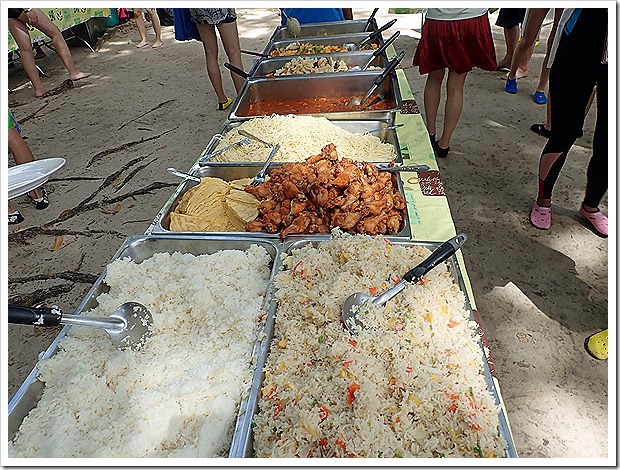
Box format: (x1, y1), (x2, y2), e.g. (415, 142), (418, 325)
(358, 31), (400, 71)
(167, 167), (201, 183)
(224, 62), (250, 79)
(198, 137), (251, 165)
(346, 50), (405, 108)
(8, 302), (154, 351)
(341, 234), (467, 335)
(237, 129), (274, 147)
(364, 8), (379, 31)
(344, 18), (397, 51)
(240, 49), (270, 58)
(362, 123), (404, 135)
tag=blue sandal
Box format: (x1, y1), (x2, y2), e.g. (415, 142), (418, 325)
(533, 91), (547, 105)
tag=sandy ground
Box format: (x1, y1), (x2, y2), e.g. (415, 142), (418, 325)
(6, 8), (609, 459)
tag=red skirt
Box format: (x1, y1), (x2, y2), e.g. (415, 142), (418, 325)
(413, 14), (497, 74)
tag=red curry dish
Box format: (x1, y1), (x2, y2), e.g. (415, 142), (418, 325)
(247, 95), (395, 116)
(245, 143), (407, 237)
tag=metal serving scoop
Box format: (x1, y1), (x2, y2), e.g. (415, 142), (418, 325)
(8, 302), (154, 350)
(280, 9), (302, 37)
(347, 51), (405, 108)
(167, 167), (201, 183)
(341, 233), (468, 334)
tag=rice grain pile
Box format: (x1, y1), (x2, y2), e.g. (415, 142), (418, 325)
(9, 246), (272, 458)
(209, 115), (395, 163)
(253, 231), (507, 458)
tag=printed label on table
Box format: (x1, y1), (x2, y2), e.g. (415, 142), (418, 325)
(418, 171), (445, 196)
(400, 99), (420, 115)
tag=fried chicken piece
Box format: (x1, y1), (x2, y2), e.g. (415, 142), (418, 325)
(331, 210), (364, 230)
(280, 214), (311, 237)
(246, 182), (272, 199)
(357, 215), (386, 234)
(291, 197), (309, 217)
(282, 180), (301, 199)
(385, 212), (402, 234)
(260, 199), (278, 212)
(246, 220), (266, 232)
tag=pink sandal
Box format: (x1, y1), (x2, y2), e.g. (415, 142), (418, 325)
(579, 206), (608, 237)
(530, 203), (552, 230)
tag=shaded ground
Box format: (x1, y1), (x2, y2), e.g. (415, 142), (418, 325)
(6, 8), (609, 459)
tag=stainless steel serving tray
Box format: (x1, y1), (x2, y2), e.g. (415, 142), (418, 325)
(147, 163), (412, 240)
(268, 19), (378, 41)
(7, 235), (282, 458)
(194, 119), (403, 165)
(263, 33), (384, 57)
(248, 52), (387, 78)
(230, 237), (518, 459)
(228, 71), (402, 122)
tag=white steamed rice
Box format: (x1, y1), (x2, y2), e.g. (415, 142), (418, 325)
(253, 230), (507, 458)
(9, 246), (271, 458)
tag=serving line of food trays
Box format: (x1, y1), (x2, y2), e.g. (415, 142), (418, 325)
(9, 18), (517, 459)
(146, 161), (413, 240)
(7, 234), (517, 458)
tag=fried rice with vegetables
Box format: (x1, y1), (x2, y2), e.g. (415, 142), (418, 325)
(253, 230), (507, 458)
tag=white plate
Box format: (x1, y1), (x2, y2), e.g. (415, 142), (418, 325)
(8, 158), (66, 200)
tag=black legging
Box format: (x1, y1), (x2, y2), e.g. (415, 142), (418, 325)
(537, 9), (607, 208)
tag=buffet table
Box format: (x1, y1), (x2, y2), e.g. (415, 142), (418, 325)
(7, 8), (110, 52)
(8, 21), (517, 459)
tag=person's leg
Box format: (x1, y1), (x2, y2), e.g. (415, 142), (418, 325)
(26, 9), (90, 80)
(150, 10), (163, 48)
(8, 18), (49, 97)
(507, 10), (547, 80)
(216, 21), (244, 93)
(196, 23), (228, 104)
(582, 83), (607, 212)
(422, 68), (445, 139)
(8, 127), (44, 201)
(134, 9), (149, 47)
(497, 25), (519, 69)
(437, 70), (468, 151)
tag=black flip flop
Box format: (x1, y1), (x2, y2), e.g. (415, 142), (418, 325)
(530, 123), (551, 138)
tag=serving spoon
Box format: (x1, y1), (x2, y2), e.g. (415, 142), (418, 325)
(341, 233), (467, 334)
(8, 302), (154, 351)
(280, 9), (302, 37)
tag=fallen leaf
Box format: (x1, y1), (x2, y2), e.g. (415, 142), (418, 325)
(100, 209), (112, 215)
(51, 236), (63, 252)
(113, 203), (122, 214)
(111, 177), (121, 186)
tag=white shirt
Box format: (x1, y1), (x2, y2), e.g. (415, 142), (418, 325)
(425, 8), (488, 21)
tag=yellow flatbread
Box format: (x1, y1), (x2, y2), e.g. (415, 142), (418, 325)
(170, 176), (258, 232)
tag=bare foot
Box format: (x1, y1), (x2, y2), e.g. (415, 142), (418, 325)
(515, 67), (528, 79)
(71, 72), (92, 81)
(35, 87), (51, 98)
(152, 40), (163, 48)
(495, 59), (511, 70)
(137, 41), (149, 48)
